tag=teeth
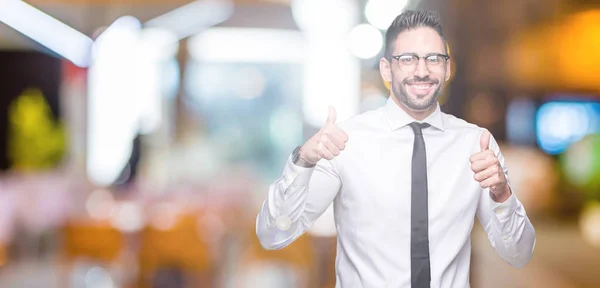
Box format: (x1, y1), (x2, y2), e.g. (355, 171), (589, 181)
(412, 85), (431, 89)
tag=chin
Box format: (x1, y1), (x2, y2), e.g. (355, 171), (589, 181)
(405, 93), (438, 111)
(407, 101), (436, 112)
(392, 82), (442, 112)
(405, 84), (441, 109)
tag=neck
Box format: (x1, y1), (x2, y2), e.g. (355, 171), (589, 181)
(391, 95), (437, 121)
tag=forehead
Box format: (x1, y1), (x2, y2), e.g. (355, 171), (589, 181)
(393, 26), (446, 55)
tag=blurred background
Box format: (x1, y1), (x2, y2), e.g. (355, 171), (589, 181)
(0, 0), (599, 287)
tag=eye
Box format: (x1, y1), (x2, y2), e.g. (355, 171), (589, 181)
(398, 55), (416, 63)
(426, 55), (443, 63)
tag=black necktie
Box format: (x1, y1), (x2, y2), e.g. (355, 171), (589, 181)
(408, 122), (431, 287)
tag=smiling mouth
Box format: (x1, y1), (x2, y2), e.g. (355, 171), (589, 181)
(406, 82), (435, 96)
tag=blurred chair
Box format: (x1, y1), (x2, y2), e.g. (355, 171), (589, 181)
(60, 220), (125, 287)
(234, 226), (318, 288)
(137, 212), (215, 288)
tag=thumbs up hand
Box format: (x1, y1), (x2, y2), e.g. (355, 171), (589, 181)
(469, 129), (511, 202)
(298, 106), (349, 166)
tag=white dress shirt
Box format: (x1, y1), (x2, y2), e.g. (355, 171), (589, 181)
(256, 97), (536, 288)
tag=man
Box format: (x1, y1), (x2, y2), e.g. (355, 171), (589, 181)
(256, 10), (535, 288)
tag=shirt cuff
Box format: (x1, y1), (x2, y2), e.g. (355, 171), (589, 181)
(283, 156), (315, 187)
(491, 190), (518, 219)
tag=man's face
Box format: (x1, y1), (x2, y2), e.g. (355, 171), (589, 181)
(380, 27), (450, 112)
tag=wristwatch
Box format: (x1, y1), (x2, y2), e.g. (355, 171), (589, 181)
(292, 145), (316, 168)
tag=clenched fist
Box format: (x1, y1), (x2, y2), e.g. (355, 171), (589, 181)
(469, 130), (511, 202)
(300, 106), (349, 165)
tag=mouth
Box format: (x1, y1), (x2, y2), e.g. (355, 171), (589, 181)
(406, 82), (436, 97)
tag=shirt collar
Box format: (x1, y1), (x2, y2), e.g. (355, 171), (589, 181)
(381, 96), (445, 131)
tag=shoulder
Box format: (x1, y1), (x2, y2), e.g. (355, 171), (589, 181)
(335, 108), (386, 133)
(441, 112), (487, 136)
(441, 112), (502, 151)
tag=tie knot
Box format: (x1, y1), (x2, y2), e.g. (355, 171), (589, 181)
(408, 122), (430, 135)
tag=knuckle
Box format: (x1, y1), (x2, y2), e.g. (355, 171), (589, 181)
(490, 176), (498, 184)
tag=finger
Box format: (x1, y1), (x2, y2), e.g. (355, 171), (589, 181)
(326, 106), (337, 125)
(480, 174), (502, 189)
(469, 150), (494, 163)
(473, 165), (500, 182)
(321, 134), (341, 156)
(316, 142), (324, 159)
(317, 142), (335, 160)
(480, 129), (491, 152)
(322, 130), (345, 149)
(327, 125), (349, 143)
(470, 156), (499, 173)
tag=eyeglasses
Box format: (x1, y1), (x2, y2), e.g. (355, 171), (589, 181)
(391, 53), (450, 72)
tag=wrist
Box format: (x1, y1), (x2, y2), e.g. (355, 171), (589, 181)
(292, 146), (316, 168)
(491, 184), (511, 203)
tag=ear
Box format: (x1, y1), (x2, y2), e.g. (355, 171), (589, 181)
(379, 56), (392, 83)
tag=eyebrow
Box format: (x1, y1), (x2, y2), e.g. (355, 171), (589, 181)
(397, 52), (446, 55)
(395, 52), (447, 57)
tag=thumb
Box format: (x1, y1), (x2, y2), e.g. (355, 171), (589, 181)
(326, 106), (337, 125)
(480, 129), (491, 151)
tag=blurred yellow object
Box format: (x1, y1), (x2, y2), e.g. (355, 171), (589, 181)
(383, 79), (390, 91)
(60, 220), (126, 287)
(7, 87), (66, 171)
(505, 10), (600, 92)
(62, 220), (124, 262)
(137, 212), (214, 287)
(0, 243), (6, 267)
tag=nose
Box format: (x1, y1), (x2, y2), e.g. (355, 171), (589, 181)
(414, 58), (430, 78)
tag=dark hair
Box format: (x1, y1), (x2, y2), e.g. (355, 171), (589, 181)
(384, 10), (447, 59)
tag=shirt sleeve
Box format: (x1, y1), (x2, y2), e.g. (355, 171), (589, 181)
(255, 154), (341, 250)
(475, 130), (536, 269)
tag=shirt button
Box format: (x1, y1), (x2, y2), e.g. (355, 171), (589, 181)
(276, 216), (292, 231)
(503, 236), (509, 241)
